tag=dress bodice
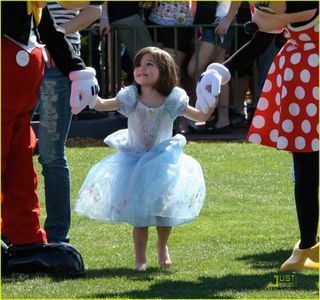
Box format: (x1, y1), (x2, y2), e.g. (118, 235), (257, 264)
(108, 85), (188, 153)
(284, 15), (318, 46)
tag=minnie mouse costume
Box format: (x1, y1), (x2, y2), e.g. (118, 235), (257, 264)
(198, 1), (319, 272)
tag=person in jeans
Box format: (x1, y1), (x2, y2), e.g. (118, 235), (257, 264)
(35, 1), (101, 243)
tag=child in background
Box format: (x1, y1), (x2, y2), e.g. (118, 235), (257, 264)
(75, 47), (230, 271)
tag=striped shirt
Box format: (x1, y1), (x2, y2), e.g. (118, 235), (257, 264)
(47, 2), (100, 45)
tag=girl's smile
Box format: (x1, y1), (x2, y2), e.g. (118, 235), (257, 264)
(134, 53), (160, 87)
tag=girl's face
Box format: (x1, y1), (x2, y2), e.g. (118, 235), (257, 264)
(134, 53), (160, 88)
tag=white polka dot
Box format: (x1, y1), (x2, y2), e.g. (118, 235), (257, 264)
(313, 87), (319, 100)
(295, 86), (305, 100)
(288, 103), (300, 116)
(248, 133), (261, 144)
(315, 26), (319, 33)
(273, 111), (280, 124)
(317, 124), (319, 134)
(252, 115), (265, 129)
(312, 139), (319, 151)
(282, 86), (288, 98)
(306, 103), (317, 117)
(279, 56), (285, 69)
(276, 74), (282, 87)
(299, 33), (311, 41)
(304, 43), (316, 51)
(270, 129), (279, 142)
(257, 97), (269, 111)
(282, 119), (294, 133)
(308, 54), (318, 67)
(300, 70), (311, 83)
(275, 93), (281, 106)
(268, 62), (276, 74)
(284, 68), (294, 81)
(295, 137), (306, 150)
(284, 29), (290, 38)
(301, 120), (311, 133)
(290, 53), (301, 64)
(262, 79), (272, 93)
(287, 45), (296, 52)
(278, 137), (288, 149)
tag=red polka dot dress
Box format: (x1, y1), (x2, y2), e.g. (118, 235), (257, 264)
(248, 17), (319, 153)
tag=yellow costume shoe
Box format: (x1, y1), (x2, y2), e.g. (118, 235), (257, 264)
(304, 242), (319, 270)
(280, 241), (319, 272)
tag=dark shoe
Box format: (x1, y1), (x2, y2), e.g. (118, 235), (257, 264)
(2, 240), (9, 276)
(174, 118), (190, 135)
(206, 124), (232, 134)
(6, 242), (85, 278)
(231, 113), (246, 128)
(188, 122), (206, 134)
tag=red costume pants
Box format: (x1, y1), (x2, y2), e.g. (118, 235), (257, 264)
(1, 38), (47, 245)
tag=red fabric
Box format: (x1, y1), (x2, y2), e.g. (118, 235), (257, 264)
(248, 18), (319, 152)
(1, 38), (47, 245)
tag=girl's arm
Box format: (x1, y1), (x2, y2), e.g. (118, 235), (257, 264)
(94, 96), (120, 112)
(182, 100), (218, 123)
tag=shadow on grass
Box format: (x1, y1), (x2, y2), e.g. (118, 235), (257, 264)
(236, 248), (292, 269)
(87, 249), (318, 299)
(84, 266), (169, 281)
(89, 273), (318, 299)
(3, 250), (318, 299)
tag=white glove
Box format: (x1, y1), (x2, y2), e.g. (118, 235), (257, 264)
(195, 63), (231, 113)
(69, 67), (99, 114)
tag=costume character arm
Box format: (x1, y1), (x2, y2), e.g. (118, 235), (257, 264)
(223, 31), (274, 74)
(37, 6), (85, 76)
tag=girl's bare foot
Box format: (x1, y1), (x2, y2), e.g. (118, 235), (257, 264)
(133, 227), (148, 271)
(136, 262), (147, 271)
(157, 244), (171, 268)
(135, 252), (147, 271)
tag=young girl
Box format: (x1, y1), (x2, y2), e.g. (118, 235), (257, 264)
(75, 46), (230, 271)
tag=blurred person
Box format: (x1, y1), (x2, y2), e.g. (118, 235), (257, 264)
(188, 1), (234, 134)
(35, 1), (102, 243)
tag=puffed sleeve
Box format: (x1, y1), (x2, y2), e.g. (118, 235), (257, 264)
(116, 85), (138, 117)
(165, 87), (189, 119)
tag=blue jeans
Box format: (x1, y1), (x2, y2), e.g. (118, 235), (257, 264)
(37, 66), (73, 243)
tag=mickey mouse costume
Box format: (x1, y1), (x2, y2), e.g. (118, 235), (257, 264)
(1, 1), (99, 276)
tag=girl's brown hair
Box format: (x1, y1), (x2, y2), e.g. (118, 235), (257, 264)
(133, 47), (179, 96)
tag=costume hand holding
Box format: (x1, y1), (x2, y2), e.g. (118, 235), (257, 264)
(195, 63), (231, 113)
(69, 67), (99, 114)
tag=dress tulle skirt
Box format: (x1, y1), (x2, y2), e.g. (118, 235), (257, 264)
(75, 131), (206, 227)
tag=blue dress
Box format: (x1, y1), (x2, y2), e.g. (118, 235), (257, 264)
(75, 86), (206, 227)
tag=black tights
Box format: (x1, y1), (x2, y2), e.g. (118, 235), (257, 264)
(292, 151), (319, 249)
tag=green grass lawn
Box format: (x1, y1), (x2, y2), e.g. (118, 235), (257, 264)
(2, 140), (319, 299)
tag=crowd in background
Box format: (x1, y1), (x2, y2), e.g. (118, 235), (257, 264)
(81, 1), (285, 135)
